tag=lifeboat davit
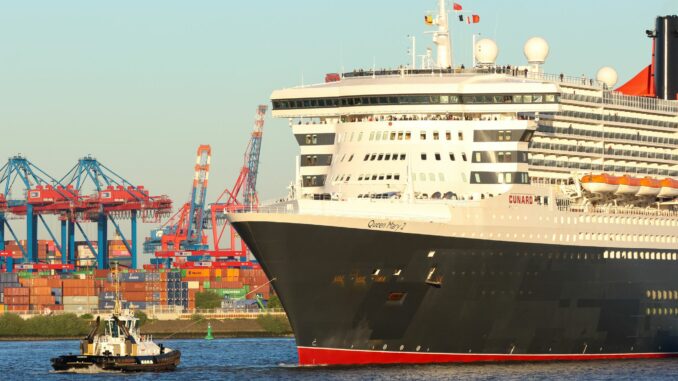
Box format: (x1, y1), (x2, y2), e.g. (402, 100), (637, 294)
(637, 177), (661, 197)
(658, 178), (678, 198)
(615, 175), (641, 195)
(581, 174), (619, 193)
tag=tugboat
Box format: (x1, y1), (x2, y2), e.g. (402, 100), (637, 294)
(51, 266), (181, 372)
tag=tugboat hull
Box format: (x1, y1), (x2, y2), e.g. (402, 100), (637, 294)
(51, 350), (181, 372)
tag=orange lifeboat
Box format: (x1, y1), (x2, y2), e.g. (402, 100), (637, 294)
(637, 177), (661, 197)
(581, 174), (619, 193)
(658, 178), (678, 198)
(615, 175), (641, 195)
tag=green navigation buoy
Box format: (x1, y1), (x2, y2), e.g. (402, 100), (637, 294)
(205, 322), (214, 340)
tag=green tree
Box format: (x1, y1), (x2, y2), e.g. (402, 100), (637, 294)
(0, 313), (90, 337)
(195, 291), (222, 309)
(256, 314), (291, 335)
(0, 314), (26, 336)
(134, 310), (149, 326)
(267, 295), (282, 309)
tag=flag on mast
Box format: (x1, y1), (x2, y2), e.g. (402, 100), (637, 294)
(466, 14), (480, 24)
(453, 3), (462, 11)
(424, 15), (433, 25)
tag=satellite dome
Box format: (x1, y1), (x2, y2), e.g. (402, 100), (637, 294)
(596, 66), (618, 88)
(474, 38), (499, 65)
(523, 37), (549, 64)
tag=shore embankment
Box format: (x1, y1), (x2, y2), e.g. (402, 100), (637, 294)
(0, 312), (292, 340)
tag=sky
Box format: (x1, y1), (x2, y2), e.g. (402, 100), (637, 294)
(0, 0), (675, 263)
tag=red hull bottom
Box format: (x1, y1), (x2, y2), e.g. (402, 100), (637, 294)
(297, 346), (678, 366)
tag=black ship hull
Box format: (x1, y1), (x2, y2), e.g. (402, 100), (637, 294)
(51, 350), (181, 372)
(232, 218), (678, 366)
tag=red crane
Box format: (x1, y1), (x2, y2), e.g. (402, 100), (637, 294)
(209, 105), (267, 257)
(144, 145), (211, 255)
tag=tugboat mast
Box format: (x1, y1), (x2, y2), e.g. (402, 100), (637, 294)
(113, 262), (122, 316)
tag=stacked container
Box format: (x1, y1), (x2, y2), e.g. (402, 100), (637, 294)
(62, 279), (98, 313)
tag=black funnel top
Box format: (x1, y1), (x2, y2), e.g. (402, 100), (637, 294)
(655, 15), (678, 100)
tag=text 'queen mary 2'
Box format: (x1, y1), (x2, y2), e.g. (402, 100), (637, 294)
(228, 1), (678, 366)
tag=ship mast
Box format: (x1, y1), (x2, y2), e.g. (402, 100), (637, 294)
(434, 0), (453, 69)
(113, 262), (122, 316)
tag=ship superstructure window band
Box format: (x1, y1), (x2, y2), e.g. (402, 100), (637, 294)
(272, 93), (560, 110)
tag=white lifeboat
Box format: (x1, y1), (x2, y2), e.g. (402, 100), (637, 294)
(615, 175), (640, 195)
(637, 177), (661, 197)
(658, 178), (678, 198)
(581, 174), (619, 193)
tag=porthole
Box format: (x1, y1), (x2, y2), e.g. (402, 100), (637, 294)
(646, 290), (652, 298)
(652, 290), (657, 299)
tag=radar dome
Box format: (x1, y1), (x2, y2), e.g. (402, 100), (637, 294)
(474, 38), (498, 65)
(523, 37), (549, 64)
(596, 66), (618, 88)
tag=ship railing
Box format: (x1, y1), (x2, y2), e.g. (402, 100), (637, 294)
(337, 67), (610, 89)
(302, 66), (678, 114)
(559, 204), (678, 218)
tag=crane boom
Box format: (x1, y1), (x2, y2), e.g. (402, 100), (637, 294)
(209, 105), (267, 252)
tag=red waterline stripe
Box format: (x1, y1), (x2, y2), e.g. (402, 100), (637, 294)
(297, 346), (678, 366)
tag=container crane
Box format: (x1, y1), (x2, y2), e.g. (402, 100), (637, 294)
(0, 156), (79, 272)
(144, 145), (211, 256)
(208, 105), (267, 257)
(59, 156), (172, 269)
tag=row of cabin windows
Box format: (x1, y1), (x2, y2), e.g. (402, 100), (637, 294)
(470, 171), (530, 184)
(421, 152), (468, 162)
(537, 123), (678, 147)
(529, 140), (678, 161)
(364, 153), (407, 161)
(555, 109), (678, 129)
(272, 93), (559, 110)
(604, 250), (677, 260)
(302, 155), (332, 166)
(593, 233), (678, 243)
(302, 175), (326, 187)
(415, 173), (446, 182)
(528, 158), (678, 177)
(473, 129), (534, 142)
(357, 173), (402, 181)
(472, 151), (529, 163)
(297, 133), (336, 146)
(646, 290), (678, 300)
(341, 130), (465, 143)
(646, 307), (678, 316)
(362, 130), (464, 142)
(339, 154), (355, 162)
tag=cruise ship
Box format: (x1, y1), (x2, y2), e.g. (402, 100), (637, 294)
(228, 1), (678, 366)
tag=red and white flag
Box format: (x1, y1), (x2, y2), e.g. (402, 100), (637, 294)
(453, 3), (462, 11)
(466, 14), (480, 24)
